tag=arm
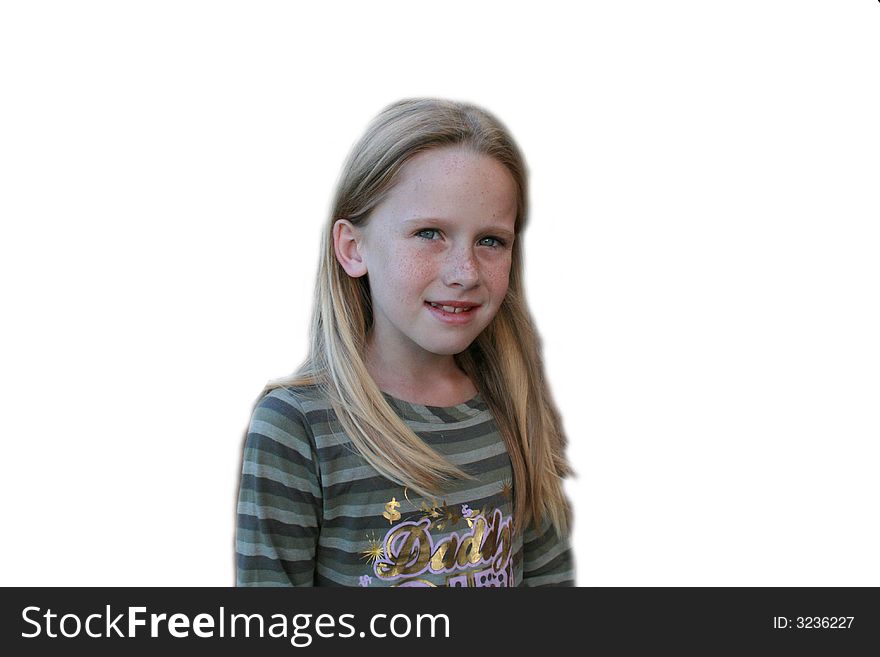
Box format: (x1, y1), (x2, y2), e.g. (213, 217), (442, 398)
(235, 389), (323, 586)
(521, 514), (576, 587)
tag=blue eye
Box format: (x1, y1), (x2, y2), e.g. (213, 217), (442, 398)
(479, 236), (505, 248)
(416, 229), (441, 240)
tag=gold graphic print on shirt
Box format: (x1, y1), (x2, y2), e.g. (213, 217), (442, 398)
(382, 497), (401, 524)
(361, 494), (514, 587)
(360, 531), (384, 565)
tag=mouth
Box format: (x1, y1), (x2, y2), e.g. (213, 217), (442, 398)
(425, 301), (477, 314)
(424, 301), (481, 323)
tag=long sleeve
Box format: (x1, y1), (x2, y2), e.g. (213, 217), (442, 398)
(235, 389), (323, 586)
(520, 514), (576, 586)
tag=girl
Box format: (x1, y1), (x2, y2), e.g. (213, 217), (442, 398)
(235, 98), (575, 587)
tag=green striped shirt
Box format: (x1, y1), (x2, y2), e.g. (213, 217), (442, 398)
(235, 384), (575, 587)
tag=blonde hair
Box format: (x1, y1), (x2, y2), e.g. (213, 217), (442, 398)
(259, 98), (573, 537)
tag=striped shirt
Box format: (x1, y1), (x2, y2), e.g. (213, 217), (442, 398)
(235, 384), (575, 587)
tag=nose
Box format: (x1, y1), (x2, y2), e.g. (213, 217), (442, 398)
(441, 244), (480, 289)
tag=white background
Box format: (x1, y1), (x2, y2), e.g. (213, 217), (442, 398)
(2, 1), (878, 586)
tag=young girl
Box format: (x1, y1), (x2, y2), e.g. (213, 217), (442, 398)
(235, 98), (575, 587)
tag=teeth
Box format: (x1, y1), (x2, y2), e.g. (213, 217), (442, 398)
(429, 302), (472, 313)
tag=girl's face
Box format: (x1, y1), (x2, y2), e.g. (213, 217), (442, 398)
(342, 146), (518, 370)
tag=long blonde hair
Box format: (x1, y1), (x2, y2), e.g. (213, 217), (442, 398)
(258, 98), (573, 537)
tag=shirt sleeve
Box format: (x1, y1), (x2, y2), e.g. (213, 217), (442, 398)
(521, 513), (576, 587)
(235, 389), (323, 586)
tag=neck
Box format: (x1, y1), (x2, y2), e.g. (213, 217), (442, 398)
(363, 333), (476, 405)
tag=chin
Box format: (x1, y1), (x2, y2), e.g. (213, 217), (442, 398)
(427, 347), (466, 357)
(422, 340), (473, 356)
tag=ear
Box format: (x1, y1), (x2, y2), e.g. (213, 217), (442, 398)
(333, 219), (368, 278)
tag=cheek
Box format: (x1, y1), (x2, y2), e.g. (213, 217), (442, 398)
(483, 257), (512, 298)
(380, 248), (437, 301)
(400, 254), (436, 287)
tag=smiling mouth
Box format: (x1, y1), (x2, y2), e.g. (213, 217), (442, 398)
(426, 302), (476, 314)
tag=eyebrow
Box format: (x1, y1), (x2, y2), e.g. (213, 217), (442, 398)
(402, 217), (515, 240)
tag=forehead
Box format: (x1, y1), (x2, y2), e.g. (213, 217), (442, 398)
(375, 147), (518, 230)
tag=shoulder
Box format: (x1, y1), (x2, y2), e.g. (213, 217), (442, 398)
(255, 384), (332, 418)
(247, 384), (331, 457)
